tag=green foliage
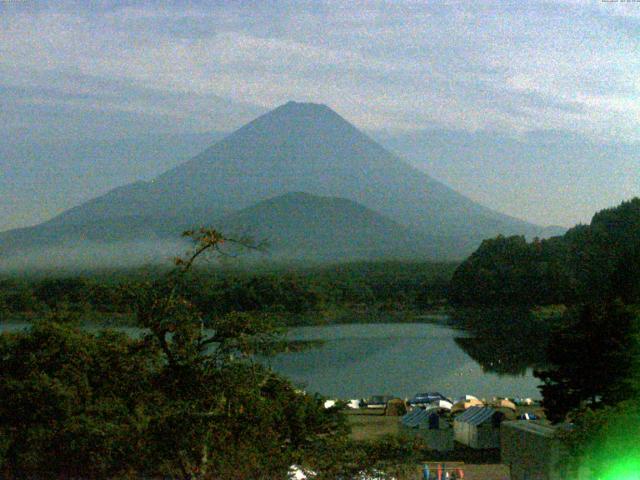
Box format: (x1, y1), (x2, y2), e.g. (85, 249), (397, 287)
(535, 301), (640, 423)
(0, 321), (160, 477)
(306, 434), (424, 480)
(532, 300), (640, 477)
(450, 235), (572, 306)
(559, 401), (640, 478)
(0, 229), (351, 478)
(0, 260), (456, 326)
(450, 198), (640, 306)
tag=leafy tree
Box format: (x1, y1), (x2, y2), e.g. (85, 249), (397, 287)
(0, 321), (160, 477)
(34, 278), (89, 308)
(2, 282), (41, 313)
(0, 228), (349, 478)
(449, 235), (571, 306)
(535, 301), (639, 423)
(559, 400), (640, 479)
(123, 228), (348, 477)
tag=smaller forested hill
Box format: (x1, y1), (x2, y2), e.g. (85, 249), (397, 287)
(449, 198), (640, 306)
(217, 192), (456, 261)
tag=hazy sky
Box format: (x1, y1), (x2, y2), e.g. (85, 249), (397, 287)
(1, 0), (639, 230)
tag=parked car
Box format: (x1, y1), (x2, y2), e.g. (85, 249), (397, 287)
(364, 395), (395, 408)
(408, 392), (451, 407)
(518, 412), (539, 421)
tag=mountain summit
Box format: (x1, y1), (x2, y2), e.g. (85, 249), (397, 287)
(1, 102), (553, 269)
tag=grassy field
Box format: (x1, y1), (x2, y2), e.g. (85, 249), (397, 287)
(345, 409), (401, 441)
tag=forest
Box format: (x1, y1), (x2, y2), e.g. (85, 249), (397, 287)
(4, 198), (638, 325)
(449, 198), (640, 307)
(0, 261), (455, 326)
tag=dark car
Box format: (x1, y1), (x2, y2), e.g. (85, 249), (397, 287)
(364, 395), (395, 408)
(518, 412), (539, 421)
(408, 392), (451, 406)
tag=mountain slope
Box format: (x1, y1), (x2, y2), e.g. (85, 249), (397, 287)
(217, 192), (455, 261)
(1, 101), (552, 267)
(0, 131), (225, 232)
(50, 102), (542, 238)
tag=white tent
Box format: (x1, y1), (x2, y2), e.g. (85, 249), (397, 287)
(451, 398), (484, 414)
(436, 399), (453, 410)
(456, 394), (479, 402)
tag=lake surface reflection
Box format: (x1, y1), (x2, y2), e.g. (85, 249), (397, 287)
(266, 322), (542, 399)
(1, 320), (543, 400)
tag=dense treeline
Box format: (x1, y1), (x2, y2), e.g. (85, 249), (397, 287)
(450, 198), (640, 306)
(0, 261), (456, 325)
(535, 301), (639, 422)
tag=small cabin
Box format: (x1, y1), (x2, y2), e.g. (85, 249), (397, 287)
(501, 421), (573, 480)
(453, 406), (505, 449)
(401, 408), (454, 451)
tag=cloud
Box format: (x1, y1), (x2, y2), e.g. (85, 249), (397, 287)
(0, 0), (638, 231)
(0, 1), (638, 139)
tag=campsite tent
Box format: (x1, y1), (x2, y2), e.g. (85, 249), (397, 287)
(451, 398), (484, 414)
(434, 399), (453, 410)
(400, 408), (454, 451)
(385, 398), (407, 416)
(492, 399), (517, 411)
(408, 392), (451, 407)
(456, 394), (479, 402)
(491, 399), (518, 419)
(453, 406), (505, 449)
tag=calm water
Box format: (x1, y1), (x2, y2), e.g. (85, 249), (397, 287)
(265, 322), (542, 400)
(1, 321), (542, 400)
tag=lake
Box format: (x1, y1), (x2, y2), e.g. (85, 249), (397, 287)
(1, 320), (543, 400)
(265, 322), (543, 400)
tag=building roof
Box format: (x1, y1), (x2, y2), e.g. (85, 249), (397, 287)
(455, 406), (498, 426)
(401, 407), (438, 427)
